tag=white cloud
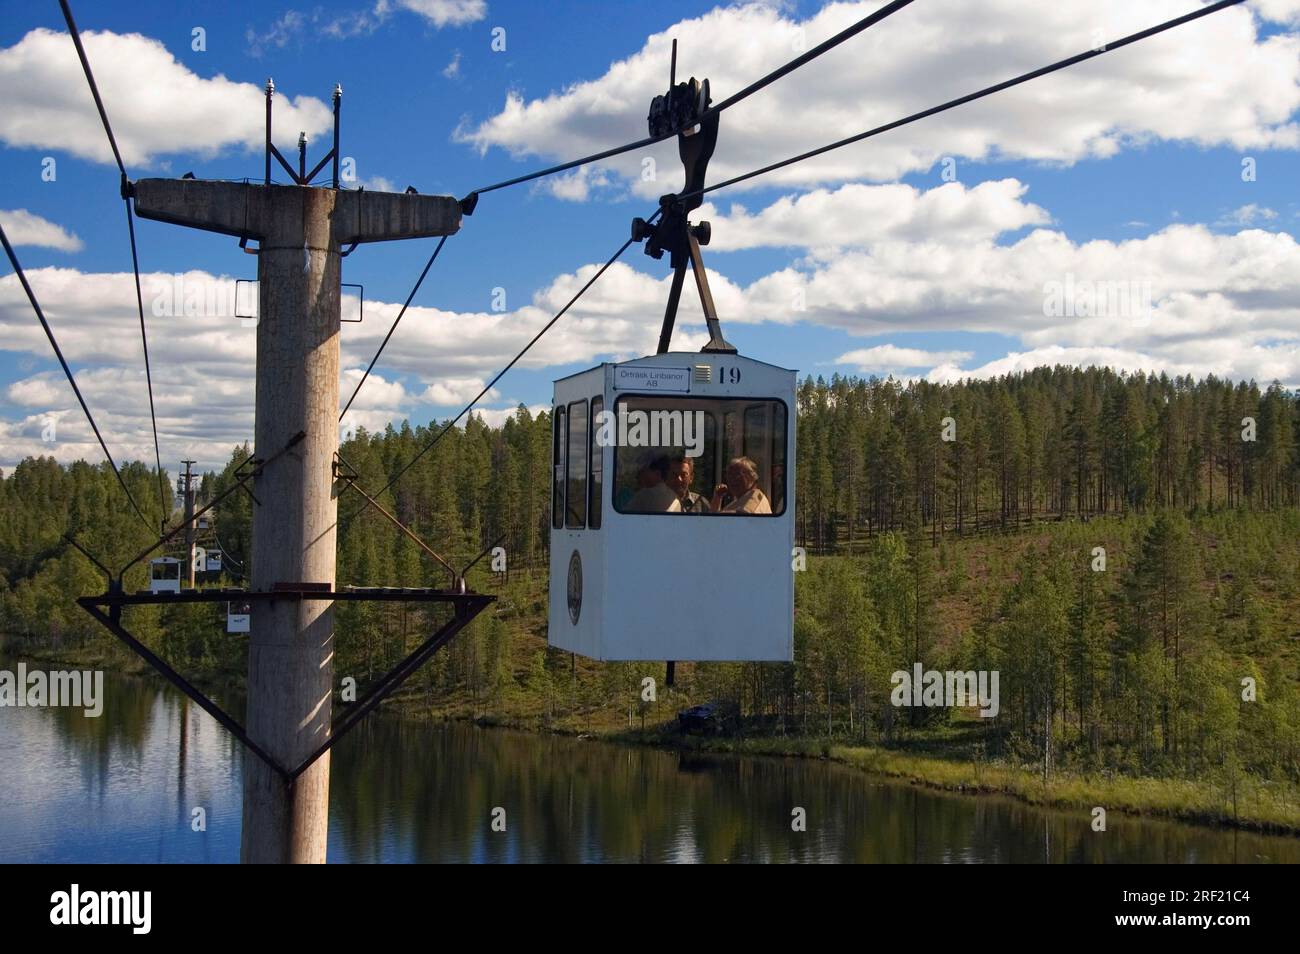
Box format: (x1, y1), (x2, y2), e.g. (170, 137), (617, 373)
(543, 166), (615, 202)
(1252, 0), (1300, 25)
(443, 51), (463, 80)
(383, 0), (487, 28)
(358, 175), (399, 193)
(421, 377), (499, 405)
(246, 11), (310, 55)
(837, 345), (973, 372)
(248, 2), (486, 55)
(0, 29), (332, 167)
(0, 209), (83, 252)
(6, 177), (1300, 469)
(924, 345), (1188, 384)
(753, 219), (1300, 386)
(458, 0), (1300, 199)
(700, 179), (1048, 252)
(1217, 203), (1279, 227)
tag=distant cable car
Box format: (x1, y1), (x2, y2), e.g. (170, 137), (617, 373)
(548, 352), (795, 661)
(206, 549), (223, 572)
(149, 556), (183, 594)
(197, 515), (210, 531)
(227, 601), (251, 634)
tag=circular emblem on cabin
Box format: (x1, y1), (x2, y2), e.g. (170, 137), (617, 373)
(567, 549), (582, 625)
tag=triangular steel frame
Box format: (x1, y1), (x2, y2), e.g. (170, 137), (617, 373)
(78, 590), (493, 782)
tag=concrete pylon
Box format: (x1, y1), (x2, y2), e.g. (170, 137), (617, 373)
(134, 179), (460, 863)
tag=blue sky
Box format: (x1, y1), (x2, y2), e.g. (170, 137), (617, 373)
(2, 0), (1299, 469)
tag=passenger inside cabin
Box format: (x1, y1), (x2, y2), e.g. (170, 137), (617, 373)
(667, 454), (710, 513)
(625, 452), (681, 512)
(712, 456), (772, 514)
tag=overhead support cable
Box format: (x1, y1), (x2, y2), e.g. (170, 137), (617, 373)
(340, 235), (449, 422)
(57, 0), (128, 184)
(125, 203), (168, 529)
(355, 217), (656, 509)
(688, 0), (1248, 201)
(61, 0), (170, 530)
(460, 0), (918, 202)
(1, 222), (154, 532)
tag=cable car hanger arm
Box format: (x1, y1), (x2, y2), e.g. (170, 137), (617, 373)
(632, 48), (734, 355)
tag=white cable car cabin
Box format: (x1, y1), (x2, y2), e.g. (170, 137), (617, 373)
(227, 601), (251, 634)
(548, 351), (795, 662)
(149, 556), (183, 594)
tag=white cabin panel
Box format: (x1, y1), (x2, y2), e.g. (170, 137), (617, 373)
(548, 352), (796, 662)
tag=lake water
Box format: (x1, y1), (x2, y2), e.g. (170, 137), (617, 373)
(1, 661), (1297, 863)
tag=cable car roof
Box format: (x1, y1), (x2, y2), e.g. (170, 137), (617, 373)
(552, 351), (797, 385)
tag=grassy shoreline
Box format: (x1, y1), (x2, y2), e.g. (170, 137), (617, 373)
(9, 639), (1299, 837)
(603, 728), (1300, 836)
(393, 694), (1300, 836)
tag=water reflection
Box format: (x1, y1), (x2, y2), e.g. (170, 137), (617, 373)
(1, 661), (1296, 863)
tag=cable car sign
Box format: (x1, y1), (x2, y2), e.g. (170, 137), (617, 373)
(613, 366), (690, 392)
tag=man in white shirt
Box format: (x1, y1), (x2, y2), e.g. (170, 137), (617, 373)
(626, 453), (681, 512)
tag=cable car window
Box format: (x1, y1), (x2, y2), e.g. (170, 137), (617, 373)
(687, 413), (717, 512)
(552, 406), (566, 530)
(566, 399), (588, 528)
(743, 403), (777, 514)
(771, 405), (787, 515)
(612, 396), (786, 516)
(588, 397), (603, 529)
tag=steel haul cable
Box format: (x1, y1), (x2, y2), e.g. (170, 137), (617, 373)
(60, 0), (170, 529)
